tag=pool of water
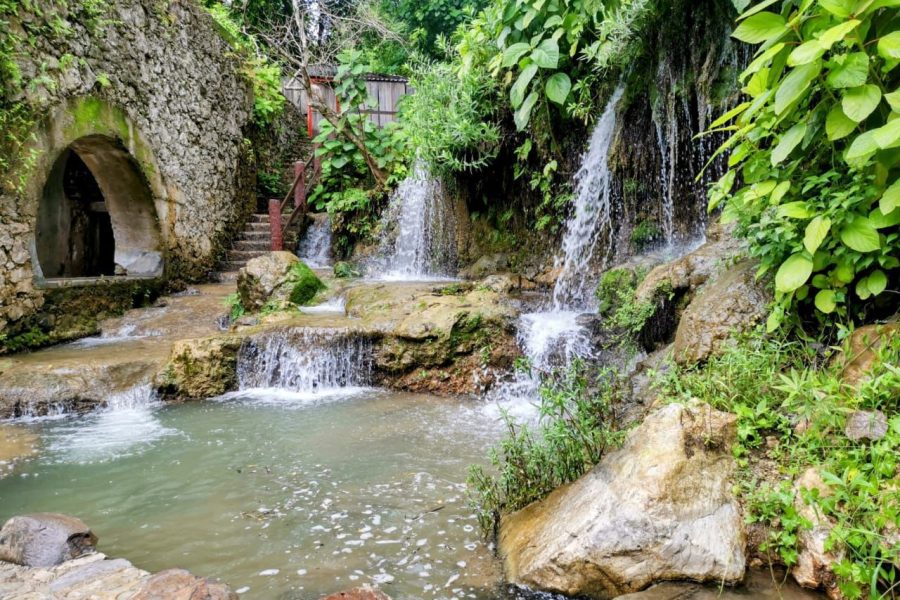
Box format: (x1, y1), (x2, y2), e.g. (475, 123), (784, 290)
(0, 389), (511, 600)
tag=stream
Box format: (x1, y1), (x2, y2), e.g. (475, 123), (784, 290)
(0, 387), (510, 599)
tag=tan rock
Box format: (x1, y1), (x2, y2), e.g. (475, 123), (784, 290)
(132, 568), (236, 599)
(791, 468), (844, 600)
(158, 335), (243, 399)
(672, 260), (770, 364)
(237, 251), (300, 312)
(838, 322), (899, 387)
(499, 402), (745, 598)
(320, 585), (392, 600)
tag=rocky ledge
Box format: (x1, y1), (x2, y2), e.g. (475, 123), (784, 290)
(0, 513), (236, 599)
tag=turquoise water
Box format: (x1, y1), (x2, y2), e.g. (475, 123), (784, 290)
(0, 389), (508, 600)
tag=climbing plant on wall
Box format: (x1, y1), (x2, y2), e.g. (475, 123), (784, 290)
(708, 0), (900, 328)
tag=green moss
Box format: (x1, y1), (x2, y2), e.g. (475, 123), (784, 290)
(333, 261), (360, 278)
(286, 262), (325, 305)
(630, 219), (661, 251)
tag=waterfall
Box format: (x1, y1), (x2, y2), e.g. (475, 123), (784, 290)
(297, 213), (332, 268)
(487, 89), (624, 414)
(237, 328), (373, 393)
(372, 163), (458, 281)
(551, 85), (625, 311)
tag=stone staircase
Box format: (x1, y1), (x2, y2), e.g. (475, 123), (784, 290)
(212, 213), (286, 283)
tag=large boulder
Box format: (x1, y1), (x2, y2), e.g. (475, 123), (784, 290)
(672, 260), (770, 364)
(0, 513), (97, 567)
(156, 335), (243, 399)
(237, 252), (324, 311)
(499, 402), (746, 599)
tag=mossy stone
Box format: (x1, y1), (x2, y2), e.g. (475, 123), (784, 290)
(287, 262), (325, 305)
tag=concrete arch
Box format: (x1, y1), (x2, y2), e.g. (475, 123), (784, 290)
(26, 97), (170, 284)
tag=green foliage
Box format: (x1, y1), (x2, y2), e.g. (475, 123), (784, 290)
(397, 58), (501, 175)
(707, 0), (900, 329)
(333, 261), (361, 278)
(286, 262), (326, 305)
(467, 361), (624, 534)
(630, 219), (661, 250)
(0, 326), (51, 354)
(595, 267), (656, 335)
(223, 292), (245, 321)
(204, 3), (285, 125)
(256, 168), (286, 198)
(657, 330), (900, 598)
(378, 0), (487, 57)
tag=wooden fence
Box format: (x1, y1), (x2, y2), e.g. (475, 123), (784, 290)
(283, 73), (410, 137)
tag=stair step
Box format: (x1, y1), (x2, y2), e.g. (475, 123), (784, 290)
(228, 250), (269, 261)
(246, 223), (273, 232)
(233, 240), (271, 251)
(238, 230), (271, 240)
(221, 261), (248, 271)
(250, 213), (291, 224)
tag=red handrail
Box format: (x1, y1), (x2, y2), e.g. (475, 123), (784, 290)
(269, 153), (321, 251)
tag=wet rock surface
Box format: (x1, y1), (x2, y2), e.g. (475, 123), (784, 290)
(0, 513), (96, 567)
(499, 402), (746, 599)
(131, 568), (237, 600)
(0, 424), (40, 479)
(320, 585), (392, 600)
(672, 260), (770, 364)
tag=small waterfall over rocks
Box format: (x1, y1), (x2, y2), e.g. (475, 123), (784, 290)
(237, 328), (374, 393)
(297, 213), (333, 268)
(552, 85), (625, 312)
(372, 163), (459, 281)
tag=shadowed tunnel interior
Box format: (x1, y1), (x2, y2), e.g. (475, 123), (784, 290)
(36, 135), (163, 280)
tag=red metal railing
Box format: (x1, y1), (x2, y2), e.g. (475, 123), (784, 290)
(268, 152), (321, 251)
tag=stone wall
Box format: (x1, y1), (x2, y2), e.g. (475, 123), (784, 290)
(0, 0), (256, 345)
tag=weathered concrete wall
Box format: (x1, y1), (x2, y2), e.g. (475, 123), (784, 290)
(0, 0), (256, 345)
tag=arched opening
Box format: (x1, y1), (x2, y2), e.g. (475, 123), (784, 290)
(35, 135), (163, 281)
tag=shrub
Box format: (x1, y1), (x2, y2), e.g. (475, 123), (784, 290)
(467, 361), (624, 535)
(333, 261), (361, 279)
(708, 0), (900, 328)
(286, 262), (325, 305)
(223, 292), (245, 321)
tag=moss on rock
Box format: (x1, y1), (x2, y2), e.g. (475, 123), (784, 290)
(287, 262), (326, 305)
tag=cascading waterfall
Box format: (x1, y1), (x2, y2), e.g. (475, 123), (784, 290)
(298, 213), (333, 268)
(372, 162), (458, 281)
(552, 85), (626, 312)
(237, 328), (373, 395)
(488, 88), (625, 412)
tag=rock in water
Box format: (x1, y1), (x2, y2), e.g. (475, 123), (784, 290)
(237, 252), (324, 311)
(0, 513), (97, 567)
(499, 402), (746, 599)
(132, 568), (237, 599)
(672, 260), (770, 364)
(321, 585), (392, 599)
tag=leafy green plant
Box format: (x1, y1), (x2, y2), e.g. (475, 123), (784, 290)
(468, 361), (624, 534)
(707, 0), (900, 328)
(333, 261), (361, 278)
(223, 292), (245, 321)
(204, 3), (285, 126)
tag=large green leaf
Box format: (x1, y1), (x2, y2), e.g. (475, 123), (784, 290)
(777, 201), (814, 218)
(870, 205), (900, 228)
(804, 215), (832, 254)
(826, 52), (869, 89)
(845, 130), (878, 162)
(878, 31), (900, 60)
(815, 289), (837, 313)
(774, 61), (822, 115)
(771, 122), (807, 164)
(501, 43), (531, 68)
(826, 104), (857, 140)
(514, 90), (539, 131)
(545, 72), (571, 105)
(840, 216), (881, 252)
(819, 20), (860, 49)
(510, 63), (538, 108)
(732, 11), (787, 44)
(885, 89), (900, 112)
(871, 118), (900, 149)
(881, 179), (900, 214)
(531, 38), (560, 69)
(775, 253), (814, 293)
(867, 270), (888, 296)
(842, 84), (882, 122)
(818, 0), (854, 17)
(788, 40), (825, 66)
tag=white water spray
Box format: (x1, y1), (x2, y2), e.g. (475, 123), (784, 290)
(298, 214), (333, 268)
(373, 163), (458, 281)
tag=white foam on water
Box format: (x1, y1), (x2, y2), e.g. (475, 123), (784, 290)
(215, 386), (372, 409)
(43, 384), (174, 464)
(299, 296), (347, 314)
